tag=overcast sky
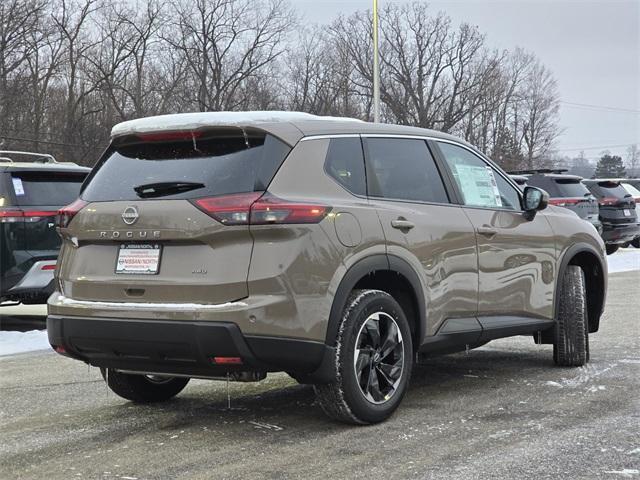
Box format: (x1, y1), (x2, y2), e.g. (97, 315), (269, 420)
(294, 0), (639, 161)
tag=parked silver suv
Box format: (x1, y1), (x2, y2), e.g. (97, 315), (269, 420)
(48, 112), (607, 424)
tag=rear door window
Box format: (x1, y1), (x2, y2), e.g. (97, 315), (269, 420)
(324, 138), (366, 196)
(82, 132), (291, 202)
(364, 138), (449, 203)
(10, 171), (87, 206)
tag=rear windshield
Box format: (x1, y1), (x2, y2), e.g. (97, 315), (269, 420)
(588, 182), (632, 199)
(81, 132), (291, 202)
(10, 171), (86, 206)
(554, 179), (591, 197)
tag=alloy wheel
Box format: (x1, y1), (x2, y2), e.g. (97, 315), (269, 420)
(353, 311), (404, 404)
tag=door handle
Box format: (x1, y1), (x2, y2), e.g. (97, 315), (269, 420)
(476, 226), (497, 237)
(391, 219), (415, 230)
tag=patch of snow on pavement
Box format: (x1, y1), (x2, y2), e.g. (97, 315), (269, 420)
(607, 248), (640, 274)
(0, 330), (49, 356)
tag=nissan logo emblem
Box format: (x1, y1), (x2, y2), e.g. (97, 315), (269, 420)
(122, 206), (139, 225)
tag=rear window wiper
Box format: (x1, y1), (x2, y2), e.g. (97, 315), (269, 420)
(133, 181), (205, 198)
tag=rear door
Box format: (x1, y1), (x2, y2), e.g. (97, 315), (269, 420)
(364, 136), (479, 337)
(60, 129), (291, 305)
(434, 141), (556, 321)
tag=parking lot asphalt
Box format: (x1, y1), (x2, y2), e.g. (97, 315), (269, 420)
(1, 271), (639, 480)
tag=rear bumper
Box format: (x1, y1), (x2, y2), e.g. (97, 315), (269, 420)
(3, 260), (56, 302)
(47, 315), (335, 382)
(600, 222), (640, 244)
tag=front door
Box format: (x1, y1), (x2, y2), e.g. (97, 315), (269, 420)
(434, 141), (556, 321)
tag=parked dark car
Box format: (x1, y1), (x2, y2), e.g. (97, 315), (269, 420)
(0, 151), (90, 304)
(583, 179), (639, 255)
(510, 169), (601, 234)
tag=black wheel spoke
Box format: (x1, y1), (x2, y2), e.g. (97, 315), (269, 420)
(379, 321), (400, 360)
(365, 316), (381, 348)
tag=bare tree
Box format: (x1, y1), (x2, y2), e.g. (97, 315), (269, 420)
(0, 0), (45, 137)
(626, 144), (639, 177)
(165, 0), (295, 111)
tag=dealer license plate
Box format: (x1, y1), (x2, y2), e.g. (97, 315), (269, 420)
(116, 244), (161, 275)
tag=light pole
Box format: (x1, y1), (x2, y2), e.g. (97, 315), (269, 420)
(373, 0), (380, 123)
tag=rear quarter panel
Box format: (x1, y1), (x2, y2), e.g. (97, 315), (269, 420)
(248, 138), (386, 341)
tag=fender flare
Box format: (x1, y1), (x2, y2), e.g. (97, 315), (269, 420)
(554, 242), (606, 331)
(324, 254), (427, 347)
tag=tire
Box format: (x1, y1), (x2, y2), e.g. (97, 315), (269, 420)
(632, 238), (640, 248)
(605, 244), (619, 255)
(553, 265), (589, 367)
(100, 368), (190, 403)
(314, 289), (413, 424)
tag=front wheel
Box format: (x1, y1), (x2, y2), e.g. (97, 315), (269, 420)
(314, 289), (413, 424)
(100, 368), (190, 403)
(553, 265), (589, 367)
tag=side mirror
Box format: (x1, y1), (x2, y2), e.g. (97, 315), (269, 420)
(522, 186), (548, 219)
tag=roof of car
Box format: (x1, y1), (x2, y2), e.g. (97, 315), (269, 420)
(110, 111), (468, 147)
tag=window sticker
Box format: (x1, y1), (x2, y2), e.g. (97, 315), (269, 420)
(12, 177), (25, 196)
(454, 164), (502, 207)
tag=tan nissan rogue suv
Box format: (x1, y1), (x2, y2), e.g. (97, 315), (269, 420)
(48, 112), (607, 424)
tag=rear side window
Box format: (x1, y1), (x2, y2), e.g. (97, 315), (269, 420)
(10, 171), (86, 206)
(554, 179), (591, 198)
(364, 138), (448, 203)
(324, 138), (366, 196)
(82, 132), (291, 202)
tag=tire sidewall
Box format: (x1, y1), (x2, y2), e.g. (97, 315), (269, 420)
(338, 291), (413, 423)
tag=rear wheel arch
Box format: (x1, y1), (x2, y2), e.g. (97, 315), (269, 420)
(556, 244), (606, 334)
(325, 254), (426, 350)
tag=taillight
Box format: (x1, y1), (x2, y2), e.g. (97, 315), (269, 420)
(250, 193), (330, 224)
(56, 198), (88, 228)
(192, 192), (330, 226)
(0, 209), (57, 223)
(599, 197), (619, 206)
(548, 198), (581, 207)
(192, 192), (263, 225)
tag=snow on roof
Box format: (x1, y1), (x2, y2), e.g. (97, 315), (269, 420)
(111, 111), (363, 137)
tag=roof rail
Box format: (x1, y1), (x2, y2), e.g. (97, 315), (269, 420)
(0, 150), (57, 164)
(508, 168), (569, 175)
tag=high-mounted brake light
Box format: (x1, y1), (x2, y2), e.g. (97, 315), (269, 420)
(136, 131), (202, 142)
(211, 356), (243, 365)
(56, 198), (88, 229)
(191, 192), (330, 226)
